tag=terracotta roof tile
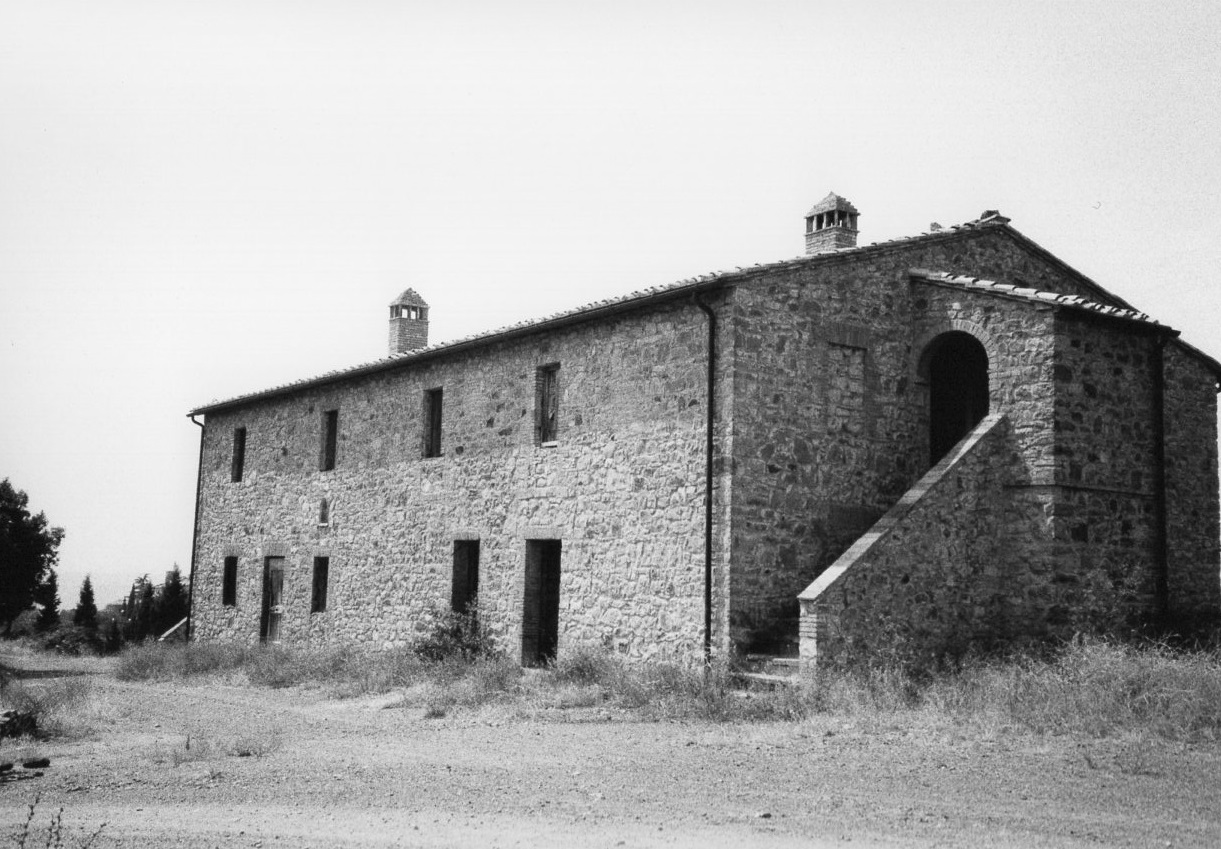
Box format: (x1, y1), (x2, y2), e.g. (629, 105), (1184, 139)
(909, 270), (1161, 326)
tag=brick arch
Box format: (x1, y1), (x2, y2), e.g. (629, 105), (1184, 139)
(912, 321), (994, 465)
(911, 319), (999, 385)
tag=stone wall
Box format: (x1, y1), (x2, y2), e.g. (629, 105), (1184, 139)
(797, 415), (1027, 666)
(1164, 344), (1221, 625)
(192, 294), (735, 664)
(726, 226), (1065, 650)
(1045, 314), (1160, 630)
(796, 304), (1218, 666)
(191, 221), (1221, 664)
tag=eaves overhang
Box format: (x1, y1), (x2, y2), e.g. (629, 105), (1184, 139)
(908, 269), (1169, 333)
(908, 268), (1221, 379)
(189, 277), (734, 416)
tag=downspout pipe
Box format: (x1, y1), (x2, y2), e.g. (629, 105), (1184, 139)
(694, 295), (717, 664)
(1151, 334), (1169, 627)
(187, 414), (206, 642)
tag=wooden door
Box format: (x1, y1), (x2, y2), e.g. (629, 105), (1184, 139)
(260, 556), (285, 643)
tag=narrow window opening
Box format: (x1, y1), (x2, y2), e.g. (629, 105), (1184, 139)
(311, 556), (329, 613)
(452, 541), (480, 614)
(222, 556), (237, 607)
(231, 427), (247, 482)
(522, 540), (562, 666)
(536, 364), (560, 445)
(424, 388), (443, 458)
(320, 409), (338, 471)
(318, 498), (330, 525)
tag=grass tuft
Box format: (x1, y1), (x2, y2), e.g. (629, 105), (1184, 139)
(1, 677), (95, 739)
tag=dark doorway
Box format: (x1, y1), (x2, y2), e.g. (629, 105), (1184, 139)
(522, 540), (561, 666)
(452, 540), (480, 614)
(260, 556), (285, 643)
(927, 331), (989, 464)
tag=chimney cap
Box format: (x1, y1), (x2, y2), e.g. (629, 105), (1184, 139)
(389, 288), (429, 308)
(805, 192), (859, 218)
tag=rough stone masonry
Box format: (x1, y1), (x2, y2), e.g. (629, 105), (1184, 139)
(189, 195), (1221, 668)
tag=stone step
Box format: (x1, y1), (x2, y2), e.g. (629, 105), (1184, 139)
(731, 670), (801, 690)
(741, 653), (801, 672)
(733, 654), (804, 689)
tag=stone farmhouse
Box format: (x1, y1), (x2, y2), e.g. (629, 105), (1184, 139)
(187, 194), (1221, 667)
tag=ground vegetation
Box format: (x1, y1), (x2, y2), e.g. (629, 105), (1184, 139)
(2, 635), (1221, 847)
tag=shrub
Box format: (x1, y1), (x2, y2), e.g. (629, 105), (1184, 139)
(411, 605), (498, 663)
(42, 626), (101, 657)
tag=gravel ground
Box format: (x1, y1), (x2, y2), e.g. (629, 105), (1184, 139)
(2, 654), (1220, 848)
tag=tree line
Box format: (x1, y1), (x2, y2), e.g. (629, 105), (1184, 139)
(1, 477), (189, 653)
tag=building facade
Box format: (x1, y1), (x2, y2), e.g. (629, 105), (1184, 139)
(188, 195), (1221, 666)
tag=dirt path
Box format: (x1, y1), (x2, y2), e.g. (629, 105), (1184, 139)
(3, 666), (1220, 848)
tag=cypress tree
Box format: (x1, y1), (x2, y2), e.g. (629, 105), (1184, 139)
(73, 574), (98, 632)
(34, 568), (60, 632)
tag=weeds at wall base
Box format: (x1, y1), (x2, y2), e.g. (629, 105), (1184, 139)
(110, 634), (1221, 740)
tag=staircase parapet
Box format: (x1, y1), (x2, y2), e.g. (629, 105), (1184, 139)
(798, 414), (1014, 669)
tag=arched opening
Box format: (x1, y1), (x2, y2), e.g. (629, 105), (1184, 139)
(924, 331), (989, 464)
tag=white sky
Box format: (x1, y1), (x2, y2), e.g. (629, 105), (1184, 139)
(2, 0), (1219, 607)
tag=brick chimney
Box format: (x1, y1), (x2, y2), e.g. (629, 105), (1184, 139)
(804, 192), (859, 254)
(388, 288), (429, 354)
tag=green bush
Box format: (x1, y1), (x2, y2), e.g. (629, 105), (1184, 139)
(41, 626), (101, 657)
(411, 605), (498, 662)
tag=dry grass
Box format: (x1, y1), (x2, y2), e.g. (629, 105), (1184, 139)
(109, 636), (1221, 740)
(148, 734), (216, 766)
(920, 637), (1221, 741)
(146, 730), (281, 766)
(115, 641), (252, 681)
(1, 676), (97, 740)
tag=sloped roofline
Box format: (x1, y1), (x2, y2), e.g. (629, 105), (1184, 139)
(189, 218), (1219, 416)
(908, 269), (1166, 330)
